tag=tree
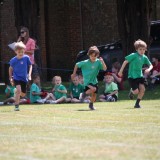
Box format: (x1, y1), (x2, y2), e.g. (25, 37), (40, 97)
(117, 0), (153, 56)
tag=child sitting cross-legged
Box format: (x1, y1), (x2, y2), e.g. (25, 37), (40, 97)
(30, 75), (54, 104)
(99, 72), (118, 102)
(68, 75), (90, 103)
(47, 76), (68, 104)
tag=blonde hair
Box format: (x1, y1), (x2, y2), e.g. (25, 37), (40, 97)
(14, 41), (26, 50)
(87, 46), (100, 56)
(134, 39), (147, 50)
(52, 76), (61, 82)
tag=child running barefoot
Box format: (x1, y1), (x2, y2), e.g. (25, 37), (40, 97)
(118, 39), (153, 108)
(30, 75), (54, 104)
(99, 72), (118, 102)
(9, 41), (32, 111)
(71, 46), (107, 110)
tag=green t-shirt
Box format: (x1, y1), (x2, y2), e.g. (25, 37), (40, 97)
(125, 52), (151, 79)
(5, 85), (15, 97)
(105, 82), (118, 97)
(54, 84), (67, 99)
(76, 59), (103, 86)
(69, 83), (84, 98)
(30, 83), (41, 103)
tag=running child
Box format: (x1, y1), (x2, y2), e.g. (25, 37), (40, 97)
(71, 46), (107, 110)
(9, 41), (32, 111)
(118, 39), (153, 108)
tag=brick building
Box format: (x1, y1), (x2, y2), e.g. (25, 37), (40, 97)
(0, 0), (160, 81)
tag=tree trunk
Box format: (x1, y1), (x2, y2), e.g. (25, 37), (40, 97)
(117, 0), (152, 56)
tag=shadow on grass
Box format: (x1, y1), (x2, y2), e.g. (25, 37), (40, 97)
(77, 109), (93, 111)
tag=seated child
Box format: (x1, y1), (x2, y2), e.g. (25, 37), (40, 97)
(111, 61), (124, 90)
(30, 75), (54, 103)
(0, 88), (30, 105)
(149, 57), (160, 89)
(68, 76), (90, 103)
(5, 82), (16, 98)
(49, 76), (68, 104)
(99, 72), (118, 102)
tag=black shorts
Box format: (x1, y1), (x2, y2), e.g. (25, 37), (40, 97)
(84, 83), (98, 94)
(104, 93), (118, 101)
(14, 80), (27, 93)
(128, 78), (145, 91)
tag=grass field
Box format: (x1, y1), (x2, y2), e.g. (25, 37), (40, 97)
(0, 84), (160, 160)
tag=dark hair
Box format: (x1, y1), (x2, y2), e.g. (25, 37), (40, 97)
(32, 74), (40, 80)
(20, 26), (30, 44)
(87, 46), (100, 56)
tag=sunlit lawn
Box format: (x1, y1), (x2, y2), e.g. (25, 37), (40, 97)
(0, 83), (160, 160)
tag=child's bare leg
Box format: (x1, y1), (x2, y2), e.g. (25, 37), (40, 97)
(3, 97), (15, 104)
(15, 85), (21, 105)
(134, 84), (145, 108)
(71, 98), (80, 103)
(55, 97), (66, 103)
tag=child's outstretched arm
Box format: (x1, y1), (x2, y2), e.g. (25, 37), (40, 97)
(71, 65), (78, 80)
(118, 60), (128, 77)
(99, 57), (107, 71)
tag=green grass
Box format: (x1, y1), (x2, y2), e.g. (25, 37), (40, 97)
(0, 82), (160, 160)
(0, 100), (160, 160)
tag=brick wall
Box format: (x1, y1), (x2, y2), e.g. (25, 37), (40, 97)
(0, 0), (160, 81)
(0, 0), (17, 82)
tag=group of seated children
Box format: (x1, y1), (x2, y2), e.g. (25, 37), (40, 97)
(0, 72), (119, 105)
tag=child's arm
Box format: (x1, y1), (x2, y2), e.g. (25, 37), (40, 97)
(28, 65), (32, 80)
(9, 66), (14, 86)
(107, 90), (118, 97)
(118, 60), (128, 77)
(57, 89), (67, 94)
(144, 64), (153, 75)
(99, 57), (107, 71)
(71, 65), (78, 80)
(112, 73), (122, 83)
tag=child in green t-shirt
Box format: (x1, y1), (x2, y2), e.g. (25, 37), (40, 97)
(30, 75), (54, 103)
(5, 82), (16, 98)
(49, 76), (67, 104)
(71, 46), (107, 110)
(99, 73), (118, 102)
(118, 39), (153, 108)
(68, 76), (90, 103)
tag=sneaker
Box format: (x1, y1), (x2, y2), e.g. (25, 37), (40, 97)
(0, 102), (4, 105)
(49, 100), (57, 104)
(128, 89), (134, 100)
(14, 105), (20, 111)
(36, 99), (46, 104)
(134, 104), (141, 108)
(83, 99), (90, 103)
(79, 92), (86, 102)
(89, 103), (96, 110)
